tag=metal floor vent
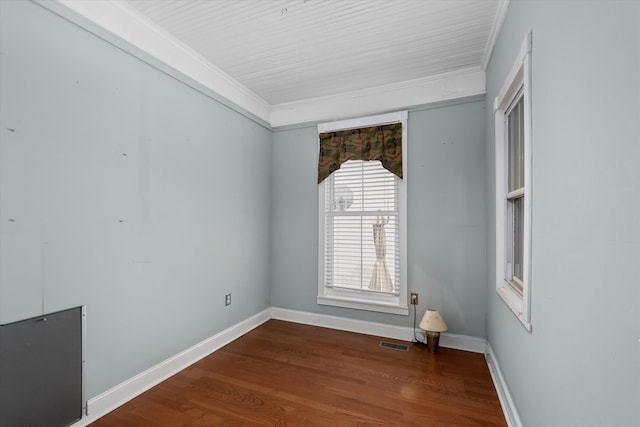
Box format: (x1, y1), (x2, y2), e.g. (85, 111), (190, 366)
(379, 341), (409, 352)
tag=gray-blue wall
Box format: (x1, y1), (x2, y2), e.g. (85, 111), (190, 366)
(271, 100), (488, 338)
(3, 1), (638, 424)
(485, 1), (640, 425)
(0, 0), (272, 398)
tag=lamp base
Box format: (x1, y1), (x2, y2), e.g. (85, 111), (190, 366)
(426, 331), (441, 354)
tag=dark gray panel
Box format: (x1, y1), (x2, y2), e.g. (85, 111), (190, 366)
(0, 307), (82, 427)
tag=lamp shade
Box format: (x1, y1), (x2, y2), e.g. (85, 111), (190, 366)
(419, 309), (448, 332)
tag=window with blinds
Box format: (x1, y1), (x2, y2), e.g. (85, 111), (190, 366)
(317, 110), (407, 316)
(323, 160), (399, 294)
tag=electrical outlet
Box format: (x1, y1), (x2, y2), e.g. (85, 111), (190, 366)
(410, 292), (419, 305)
(225, 293), (231, 306)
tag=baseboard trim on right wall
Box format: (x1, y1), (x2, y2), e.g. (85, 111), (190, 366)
(485, 343), (523, 427)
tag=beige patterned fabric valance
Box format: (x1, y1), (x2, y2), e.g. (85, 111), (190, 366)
(317, 122), (403, 184)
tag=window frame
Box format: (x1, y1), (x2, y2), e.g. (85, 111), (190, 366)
(494, 33), (533, 331)
(317, 111), (408, 315)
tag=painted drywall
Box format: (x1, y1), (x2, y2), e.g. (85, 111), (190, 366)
(0, 0), (272, 398)
(485, 1), (640, 426)
(270, 100), (487, 338)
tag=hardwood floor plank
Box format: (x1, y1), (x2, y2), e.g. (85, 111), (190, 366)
(90, 320), (506, 426)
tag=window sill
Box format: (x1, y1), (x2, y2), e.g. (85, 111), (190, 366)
(496, 282), (532, 332)
(317, 296), (408, 315)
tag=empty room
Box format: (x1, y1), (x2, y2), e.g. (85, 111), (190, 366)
(0, 1), (638, 426)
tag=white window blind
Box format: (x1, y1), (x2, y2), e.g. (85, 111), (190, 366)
(317, 110), (407, 315)
(323, 159), (399, 294)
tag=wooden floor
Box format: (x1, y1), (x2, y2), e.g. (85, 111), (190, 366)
(90, 320), (506, 426)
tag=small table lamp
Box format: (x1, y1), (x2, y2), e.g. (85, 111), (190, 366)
(419, 309), (448, 354)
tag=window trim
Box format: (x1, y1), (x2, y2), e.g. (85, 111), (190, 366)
(494, 33), (532, 331)
(317, 111), (408, 315)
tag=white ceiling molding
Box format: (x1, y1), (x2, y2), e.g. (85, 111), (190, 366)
(53, 0), (271, 124)
(48, 0), (502, 127)
(481, 0), (511, 70)
(124, 0), (499, 105)
(270, 68), (486, 128)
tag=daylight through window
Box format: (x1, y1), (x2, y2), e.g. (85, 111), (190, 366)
(318, 111), (408, 315)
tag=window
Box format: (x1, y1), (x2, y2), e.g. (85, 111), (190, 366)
(318, 111), (408, 315)
(494, 33), (532, 330)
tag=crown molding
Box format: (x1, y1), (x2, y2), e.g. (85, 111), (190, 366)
(481, 0), (511, 70)
(50, 0), (271, 124)
(47, 0), (487, 128)
(270, 68), (485, 127)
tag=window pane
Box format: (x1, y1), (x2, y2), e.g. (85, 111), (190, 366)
(324, 160), (399, 294)
(328, 215), (398, 292)
(507, 96), (525, 192)
(328, 160), (397, 213)
(512, 196), (524, 284)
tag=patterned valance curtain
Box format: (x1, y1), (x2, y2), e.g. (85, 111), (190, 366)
(318, 122), (402, 184)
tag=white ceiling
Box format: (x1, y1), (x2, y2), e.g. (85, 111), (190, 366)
(122, 0), (507, 106)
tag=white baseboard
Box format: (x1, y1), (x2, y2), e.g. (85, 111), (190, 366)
(485, 343), (523, 427)
(72, 307), (497, 426)
(71, 308), (271, 427)
(271, 307), (415, 341)
(270, 307), (486, 354)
